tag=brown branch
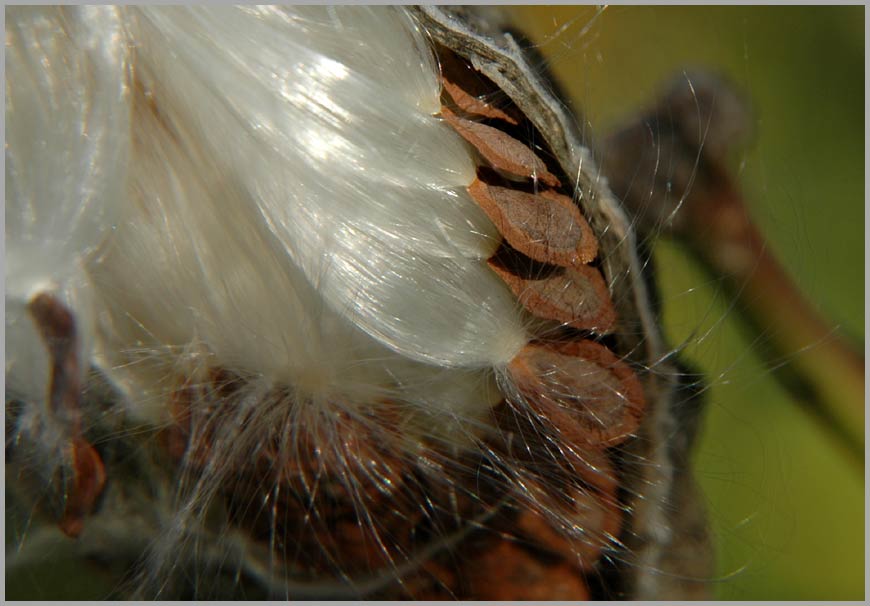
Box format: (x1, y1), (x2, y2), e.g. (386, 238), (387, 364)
(602, 71), (864, 466)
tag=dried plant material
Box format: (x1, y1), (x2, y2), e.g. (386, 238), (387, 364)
(465, 538), (591, 600)
(169, 376), (428, 576)
(27, 293), (82, 419)
(470, 179), (597, 268)
(488, 258), (616, 332)
(26, 293), (107, 537)
(407, 560), (460, 600)
(606, 71), (864, 463)
(508, 340), (645, 447)
(443, 79), (520, 124)
(7, 6), (698, 601)
(164, 389), (193, 462)
(439, 50), (521, 125)
(441, 107), (560, 187)
(538, 189), (599, 263)
(59, 438), (107, 538)
(514, 468), (623, 571)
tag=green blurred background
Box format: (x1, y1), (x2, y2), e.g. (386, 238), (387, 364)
(511, 5), (864, 600)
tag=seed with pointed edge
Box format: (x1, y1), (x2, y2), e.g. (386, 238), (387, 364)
(439, 48), (521, 125)
(469, 178), (597, 268)
(489, 256), (615, 332)
(441, 106), (560, 187)
(508, 340), (645, 447)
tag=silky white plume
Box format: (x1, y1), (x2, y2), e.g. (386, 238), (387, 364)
(114, 6), (528, 372)
(5, 6), (130, 413)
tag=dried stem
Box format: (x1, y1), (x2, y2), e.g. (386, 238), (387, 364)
(603, 71), (864, 466)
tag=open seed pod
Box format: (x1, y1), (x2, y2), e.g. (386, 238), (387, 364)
(6, 6), (710, 600)
(415, 7), (712, 599)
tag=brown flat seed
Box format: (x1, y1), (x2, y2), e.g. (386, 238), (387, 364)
(441, 107), (560, 187)
(466, 538), (591, 600)
(539, 189), (599, 263)
(470, 179), (597, 267)
(515, 465), (623, 571)
(489, 260), (616, 332)
(439, 48), (521, 125)
(59, 437), (107, 538)
(507, 340), (645, 447)
(443, 79), (520, 125)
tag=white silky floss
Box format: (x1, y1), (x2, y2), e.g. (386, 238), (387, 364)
(86, 6), (528, 442)
(5, 7), (130, 444)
